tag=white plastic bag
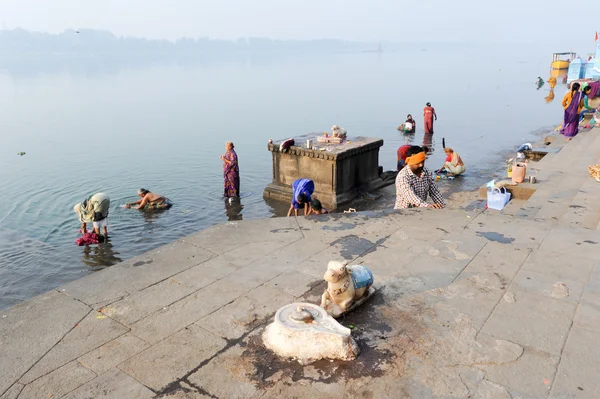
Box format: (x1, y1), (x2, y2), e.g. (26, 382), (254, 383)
(487, 187), (511, 210)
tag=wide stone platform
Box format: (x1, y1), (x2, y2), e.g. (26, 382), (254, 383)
(263, 135), (390, 209)
(2, 127), (600, 398)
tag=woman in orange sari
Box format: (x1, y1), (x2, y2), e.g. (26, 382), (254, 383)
(423, 102), (437, 134)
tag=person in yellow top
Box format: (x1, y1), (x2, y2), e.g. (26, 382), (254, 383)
(560, 82), (583, 139)
(547, 76), (557, 89)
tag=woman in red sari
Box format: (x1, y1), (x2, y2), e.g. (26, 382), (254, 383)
(220, 141), (240, 197)
(423, 102), (437, 134)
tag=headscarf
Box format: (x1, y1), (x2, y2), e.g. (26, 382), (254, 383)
(405, 152), (426, 166)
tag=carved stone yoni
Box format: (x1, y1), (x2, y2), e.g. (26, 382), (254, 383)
(263, 303), (359, 365)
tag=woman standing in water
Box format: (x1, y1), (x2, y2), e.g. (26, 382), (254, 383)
(220, 141), (240, 197)
(560, 82), (583, 140)
(423, 102), (437, 134)
(73, 193), (110, 236)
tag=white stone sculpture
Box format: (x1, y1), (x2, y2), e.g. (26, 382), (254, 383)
(263, 303), (359, 365)
(320, 260), (375, 318)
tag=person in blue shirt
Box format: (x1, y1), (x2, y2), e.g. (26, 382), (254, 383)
(287, 178), (315, 217)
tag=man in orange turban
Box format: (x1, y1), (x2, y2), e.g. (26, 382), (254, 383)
(394, 146), (445, 209)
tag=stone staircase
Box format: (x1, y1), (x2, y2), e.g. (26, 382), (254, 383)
(493, 126), (600, 230)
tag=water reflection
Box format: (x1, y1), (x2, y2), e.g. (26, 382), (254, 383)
(545, 89), (555, 103)
(81, 240), (122, 267)
(140, 209), (170, 223)
(402, 132), (415, 145)
(422, 133), (435, 154)
(224, 197), (244, 221)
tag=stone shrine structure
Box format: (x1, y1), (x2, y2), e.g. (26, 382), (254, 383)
(263, 134), (389, 209)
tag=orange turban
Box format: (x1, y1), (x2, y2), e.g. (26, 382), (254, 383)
(405, 152), (426, 166)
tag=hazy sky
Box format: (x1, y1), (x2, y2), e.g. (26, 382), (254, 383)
(1, 0), (598, 48)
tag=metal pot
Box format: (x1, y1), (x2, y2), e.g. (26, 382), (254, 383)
(529, 176), (537, 184)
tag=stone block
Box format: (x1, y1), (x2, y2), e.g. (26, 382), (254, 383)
(585, 261), (600, 294)
(479, 347), (558, 398)
(481, 290), (576, 355)
(263, 136), (385, 209)
(574, 292), (600, 333)
(296, 212), (399, 243)
(264, 270), (320, 297)
(521, 251), (595, 283)
(0, 291), (90, 394)
(187, 345), (262, 399)
(510, 269), (585, 303)
(130, 281), (248, 344)
(77, 334), (150, 375)
(18, 361), (96, 399)
(427, 234), (488, 261)
(119, 324), (226, 391)
(428, 273), (508, 330)
(0, 384), (23, 399)
(354, 244), (421, 278)
(184, 217), (302, 248)
(175, 240), (295, 290)
(473, 380), (513, 399)
(459, 242), (531, 281)
(63, 368), (154, 399)
(466, 213), (551, 249)
(550, 327), (600, 399)
(393, 252), (471, 291)
(199, 285), (295, 340)
(100, 277), (200, 326)
(60, 240), (215, 307)
(538, 227), (600, 260)
(20, 311), (128, 384)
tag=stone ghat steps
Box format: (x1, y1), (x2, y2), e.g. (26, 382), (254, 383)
(510, 127), (600, 229)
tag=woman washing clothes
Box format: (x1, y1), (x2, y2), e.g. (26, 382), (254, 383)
(287, 178), (314, 217)
(437, 148), (466, 176)
(398, 114), (416, 133)
(579, 85), (597, 123)
(74, 193), (110, 237)
(125, 189), (173, 210)
(560, 82), (583, 140)
(220, 141), (240, 198)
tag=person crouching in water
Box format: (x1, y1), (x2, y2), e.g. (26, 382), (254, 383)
(309, 199), (328, 215)
(125, 188), (173, 210)
(74, 193), (110, 236)
(394, 146), (445, 209)
(287, 178), (314, 217)
(437, 148), (466, 176)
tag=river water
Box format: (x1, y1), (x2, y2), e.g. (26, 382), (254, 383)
(0, 46), (563, 309)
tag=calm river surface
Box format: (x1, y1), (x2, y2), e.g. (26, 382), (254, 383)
(0, 47), (563, 308)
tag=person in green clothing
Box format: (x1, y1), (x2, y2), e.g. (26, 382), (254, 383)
(580, 86), (597, 123)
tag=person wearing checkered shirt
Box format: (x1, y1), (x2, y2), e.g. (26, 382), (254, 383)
(394, 146), (445, 209)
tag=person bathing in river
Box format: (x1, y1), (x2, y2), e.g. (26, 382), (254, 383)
(437, 148), (466, 176)
(125, 189), (173, 210)
(400, 114), (416, 133)
(74, 193), (110, 236)
(287, 178), (314, 217)
(423, 102), (437, 134)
